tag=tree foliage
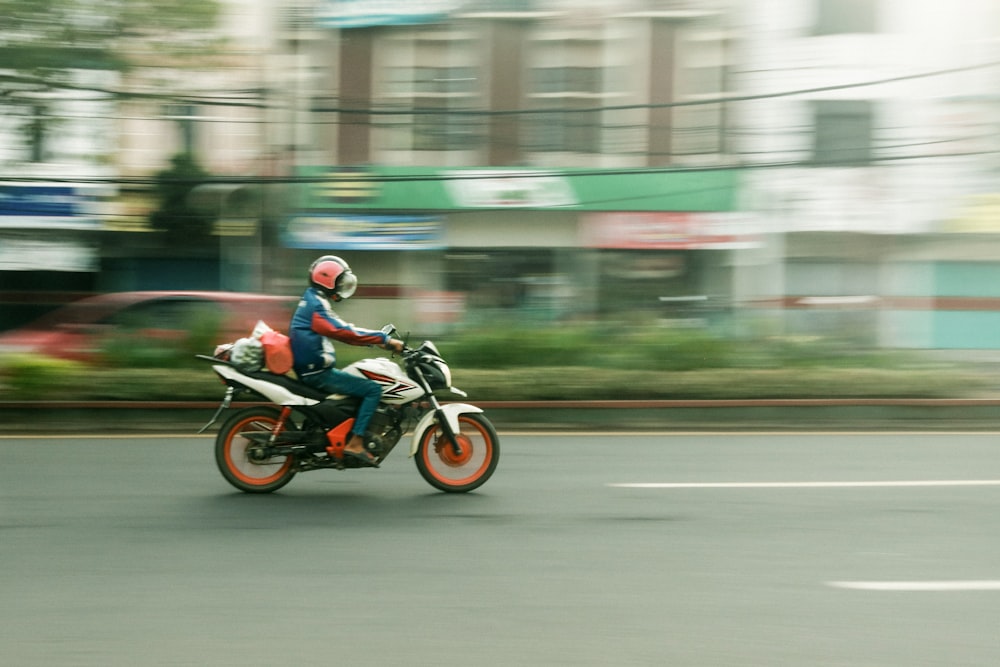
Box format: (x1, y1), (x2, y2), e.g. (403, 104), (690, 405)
(0, 0), (221, 89)
(148, 152), (216, 243)
(0, 0), (223, 165)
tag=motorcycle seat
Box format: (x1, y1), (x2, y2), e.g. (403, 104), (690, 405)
(245, 370), (330, 401)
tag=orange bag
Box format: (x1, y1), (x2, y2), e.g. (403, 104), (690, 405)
(260, 329), (293, 375)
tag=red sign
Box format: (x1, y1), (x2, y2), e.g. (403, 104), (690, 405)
(580, 212), (757, 249)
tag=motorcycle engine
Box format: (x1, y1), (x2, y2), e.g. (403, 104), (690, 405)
(364, 407), (403, 456)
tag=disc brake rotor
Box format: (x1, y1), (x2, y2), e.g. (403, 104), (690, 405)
(434, 434), (473, 467)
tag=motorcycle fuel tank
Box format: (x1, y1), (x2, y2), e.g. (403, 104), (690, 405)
(343, 357), (424, 404)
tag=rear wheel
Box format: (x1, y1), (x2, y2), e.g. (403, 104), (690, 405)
(415, 413), (499, 493)
(215, 406), (296, 493)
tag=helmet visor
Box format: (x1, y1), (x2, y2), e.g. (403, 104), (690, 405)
(337, 271), (358, 299)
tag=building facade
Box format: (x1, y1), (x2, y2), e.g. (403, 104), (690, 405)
(274, 0), (747, 331)
(6, 0), (1000, 349)
(736, 0), (1000, 348)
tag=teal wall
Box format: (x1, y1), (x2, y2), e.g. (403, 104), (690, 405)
(935, 262), (1000, 298)
(929, 262), (1000, 348)
(877, 261), (1000, 349)
(932, 311), (1000, 348)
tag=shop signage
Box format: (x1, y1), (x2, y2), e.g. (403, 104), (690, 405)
(0, 185), (99, 230)
(581, 212), (759, 249)
(283, 214), (442, 250)
(299, 166), (738, 213)
(444, 170), (577, 208)
(316, 0), (462, 28)
(0, 239), (97, 271)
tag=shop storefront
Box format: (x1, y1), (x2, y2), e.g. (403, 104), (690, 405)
(0, 184), (102, 328)
(284, 166), (748, 332)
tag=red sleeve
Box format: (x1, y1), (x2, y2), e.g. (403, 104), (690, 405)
(311, 311), (388, 347)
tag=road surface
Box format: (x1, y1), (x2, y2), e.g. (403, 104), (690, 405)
(2, 431), (1000, 666)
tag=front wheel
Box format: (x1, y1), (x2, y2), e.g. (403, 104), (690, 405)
(415, 413), (499, 493)
(215, 406), (296, 493)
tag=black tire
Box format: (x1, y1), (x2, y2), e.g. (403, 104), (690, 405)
(215, 406), (296, 494)
(414, 412), (499, 493)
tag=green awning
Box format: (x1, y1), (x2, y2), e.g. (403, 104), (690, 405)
(296, 166), (737, 213)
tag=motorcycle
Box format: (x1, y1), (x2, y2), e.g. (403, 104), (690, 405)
(197, 332), (499, 494)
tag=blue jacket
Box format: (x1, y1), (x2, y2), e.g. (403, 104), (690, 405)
(289, 287), (389, 376)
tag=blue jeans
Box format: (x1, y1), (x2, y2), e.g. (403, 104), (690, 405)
(301, 368), (382, 438)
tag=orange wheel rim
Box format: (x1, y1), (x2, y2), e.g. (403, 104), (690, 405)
(422, 416), (493, 486)
(225, 417), (293, 486)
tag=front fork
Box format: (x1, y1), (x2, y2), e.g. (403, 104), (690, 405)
(409, 400), (485, 458)
(409, 365), (465, 456)
(429, 397), (463, 456)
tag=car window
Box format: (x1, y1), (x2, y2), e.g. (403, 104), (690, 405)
(105, 298), (223, 331)
(25, 300), (118, 328)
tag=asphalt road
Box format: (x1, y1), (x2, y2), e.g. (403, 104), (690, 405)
(2, 431), (1000, 666)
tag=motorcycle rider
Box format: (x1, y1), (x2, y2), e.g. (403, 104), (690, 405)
(290, 255), (404, 467)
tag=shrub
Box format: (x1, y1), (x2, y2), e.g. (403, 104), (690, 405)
(0, 354), (87, 400)
(438, 324), (745, 372)
(597, 328), (734, 371)
(440, 326), (597, 368)
(96, 307), (224, 369)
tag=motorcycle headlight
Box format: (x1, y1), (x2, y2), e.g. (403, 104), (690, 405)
(420, 358), (451, 390)
(434, 359), (452, 389)
(408, 341), (452, 390)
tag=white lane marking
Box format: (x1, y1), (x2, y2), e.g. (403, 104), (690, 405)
(609, 480), (1000, 489)
(829, 580), (1000, 592)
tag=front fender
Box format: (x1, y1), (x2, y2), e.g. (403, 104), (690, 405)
(409, 403), (484, 457)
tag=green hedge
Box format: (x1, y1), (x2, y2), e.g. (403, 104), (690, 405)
(1, 326), (993, 401)
(0, 362), (990, 402)
(423, 327), (917, 372)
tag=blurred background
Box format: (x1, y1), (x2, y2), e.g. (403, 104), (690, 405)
(2, 0), (1000, 356)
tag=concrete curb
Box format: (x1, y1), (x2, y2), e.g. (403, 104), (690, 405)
(4, 399), (1000, 433)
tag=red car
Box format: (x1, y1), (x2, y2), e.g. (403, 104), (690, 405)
(0, 291), (298, 363)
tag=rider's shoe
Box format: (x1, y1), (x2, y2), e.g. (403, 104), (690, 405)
(343, 448), (380, 468)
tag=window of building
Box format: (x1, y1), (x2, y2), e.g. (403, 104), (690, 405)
(672, 30), (729, 161)
(812, 100), (873, 166)
(411, 66), (481, 151)
(813, 0), (877, 35)
(597, 250), (706, 318)
(444, 249), (568, 322)
(27, 104), (48, 163)
(413, 66), (478, 95)
(378, 33), (483, 153)
(526, 66), (603, 153)
(164, 103), (198, 155)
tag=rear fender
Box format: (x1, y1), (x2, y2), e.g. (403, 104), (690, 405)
(213, 364), (320, 406)
(409, 403), (484, 457)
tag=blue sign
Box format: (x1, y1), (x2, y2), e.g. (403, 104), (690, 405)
(0, 185), (99, 230)
(284, 215), (443, 250)
(0, 186), (79, 217)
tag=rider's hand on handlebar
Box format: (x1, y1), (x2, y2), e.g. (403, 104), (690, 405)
(386, 338), (405, 354)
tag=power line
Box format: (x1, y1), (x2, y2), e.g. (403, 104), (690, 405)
(311, 60), (1000, 116)
(4, 59), (999, 115)
(3, 146), (999, 190)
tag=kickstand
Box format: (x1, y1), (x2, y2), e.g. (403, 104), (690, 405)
(198, 387), (234, 434)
